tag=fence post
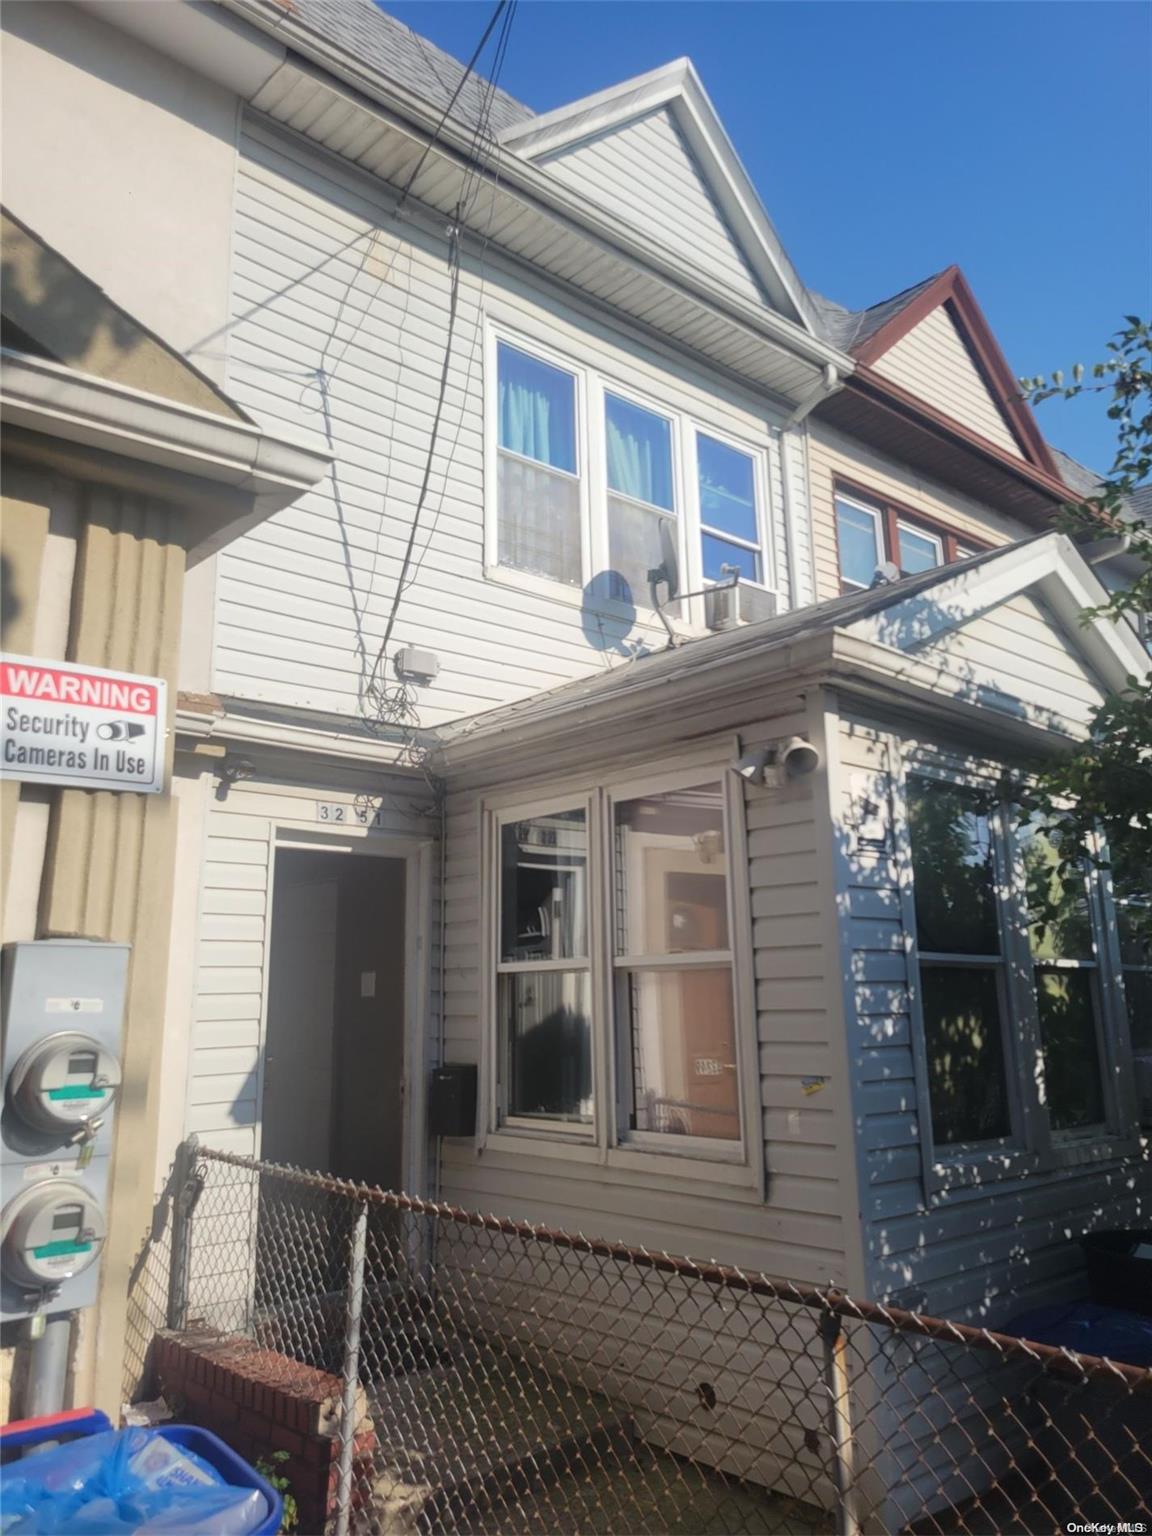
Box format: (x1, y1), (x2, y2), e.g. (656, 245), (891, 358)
(820, 1310), (862, 1536)
(166, 1136), (201, 1332)
(334, 1202), (369, 1536)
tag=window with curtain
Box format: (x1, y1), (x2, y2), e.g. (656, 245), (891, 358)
(496, 342), (581, 587)
(612, 782), (740, 1145)
(496, 807), (592, 1126)
(605, 393), (676, 605)
(697, 433), (762, 583)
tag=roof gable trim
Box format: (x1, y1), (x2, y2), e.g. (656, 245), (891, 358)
(499, 60), (816, 332)
(846, 532), (1148, 693)
(852, 266), (1058, 478)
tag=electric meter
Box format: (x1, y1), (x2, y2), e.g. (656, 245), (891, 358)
(7, 1032), (123, 1138)
(1, 1178), (107, 1290)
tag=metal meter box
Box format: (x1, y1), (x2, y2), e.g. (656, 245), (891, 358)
(2, 941), (129, 1320)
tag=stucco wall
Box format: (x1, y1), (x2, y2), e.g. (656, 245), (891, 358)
(0, 1), (239, 385)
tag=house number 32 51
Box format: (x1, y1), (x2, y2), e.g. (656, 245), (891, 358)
(315, 801), (384, 828)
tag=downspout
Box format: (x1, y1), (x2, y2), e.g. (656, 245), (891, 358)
(777, 365), (839, 610)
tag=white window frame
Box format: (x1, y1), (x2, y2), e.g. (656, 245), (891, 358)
(895, 519), (944, 574)
(895, 746), (1140, 1194)
(489, 792), (597, 1140)
(479, 749), (762, 1190)
(604, 762), (748, 1164)
(690, 424), (775, 594)
(483, 316), (778, 628)
(834, 492), (884, 591)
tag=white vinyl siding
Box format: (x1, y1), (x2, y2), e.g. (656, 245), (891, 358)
(539, 108), (766, 307)
(911, 591), (1108, 733)
(872, 305), (1022, 456)
(184, 770), (434, 1155)
(439, 700), (852, 1286)
(221, 117), (796, 726)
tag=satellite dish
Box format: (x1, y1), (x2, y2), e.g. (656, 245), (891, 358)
(871, 561), (901, 588)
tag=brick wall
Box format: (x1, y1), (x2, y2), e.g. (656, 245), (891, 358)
(153, 1330), (377, 1532)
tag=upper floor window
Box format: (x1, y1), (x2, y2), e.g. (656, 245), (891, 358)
(835, 487), (986, 592)
(496, 342), (582, 588)
(605, 392), (677, 603)
(489, 326), (775, 613)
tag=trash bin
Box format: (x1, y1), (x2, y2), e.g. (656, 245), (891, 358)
(0, 1411), (283, 1534)
(1081, 1228), (1152, 1318)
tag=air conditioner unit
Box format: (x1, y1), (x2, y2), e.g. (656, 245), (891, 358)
(704, 583), (778, 632)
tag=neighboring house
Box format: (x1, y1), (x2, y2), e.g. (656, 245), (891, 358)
(0, 210), (329, 1417)
(1, 4), (1147, 1507)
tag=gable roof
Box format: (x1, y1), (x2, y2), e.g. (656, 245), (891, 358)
(845, 266), (1058, 477)
(499, 59), (817, 331)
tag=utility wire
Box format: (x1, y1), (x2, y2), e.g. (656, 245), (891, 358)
(394, 0), (510, 216)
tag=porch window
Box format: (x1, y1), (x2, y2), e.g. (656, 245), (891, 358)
(908, 778), (1014, 1148)
(496, 807), (592, 1126)
(908, 767), (1137, 1171)
(1019, 815), (1106, 1132)
(605, 393), (677, 604)
(612, 782), (740, 1144)
(1113, 846), (1151, 1086)
(496, 342), (581, 586)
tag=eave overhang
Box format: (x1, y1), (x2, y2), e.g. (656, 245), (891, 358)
(140, 0), (850, 408)
(0, 350), (332, 562)
(816, 367), (1074, 526)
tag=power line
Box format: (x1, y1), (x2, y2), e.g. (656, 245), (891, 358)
(394, 0), (511, 217)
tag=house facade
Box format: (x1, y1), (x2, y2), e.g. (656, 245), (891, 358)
(1, 1), (1147, 1495)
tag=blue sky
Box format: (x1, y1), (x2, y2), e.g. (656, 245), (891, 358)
(382, 0), (1150, 474)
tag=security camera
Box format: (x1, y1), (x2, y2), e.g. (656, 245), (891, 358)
(779, 736), (821, 778)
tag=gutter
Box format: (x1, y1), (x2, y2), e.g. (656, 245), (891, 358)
(1, 350), (331, 545)
(118, 0), (851, 386)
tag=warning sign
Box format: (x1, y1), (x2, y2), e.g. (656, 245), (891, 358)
(1, 655), (166, 794)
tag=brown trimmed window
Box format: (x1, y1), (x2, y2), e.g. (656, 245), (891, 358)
(834, 485), (987, 592)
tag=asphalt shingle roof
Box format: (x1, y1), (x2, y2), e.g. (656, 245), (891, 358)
(283, 0), (533, 136)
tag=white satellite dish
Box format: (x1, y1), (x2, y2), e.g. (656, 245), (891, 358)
(871, 561), (901, 587)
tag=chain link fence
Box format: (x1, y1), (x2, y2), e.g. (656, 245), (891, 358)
(130, 1142), (1151, 1535)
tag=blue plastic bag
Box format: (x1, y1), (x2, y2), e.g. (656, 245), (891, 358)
(1, 1428), (268, 1534)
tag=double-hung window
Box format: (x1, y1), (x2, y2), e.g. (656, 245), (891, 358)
(496, 805), (592, 1127)
(496, 342), (582, 587)
(605, 393), (677, 604)
(907, 767), (1135, 1175)
(1018, 815), (1107, 1133)
(612, 781), (740, 1145)
(697, 433), (764, 583)
(490, 326), (775, 613)
(908, 777), (1015, 1149)
(1112, 846), (1151, 1077)
(835, 487), (984, 592)
(489, 770), (748, 1166)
